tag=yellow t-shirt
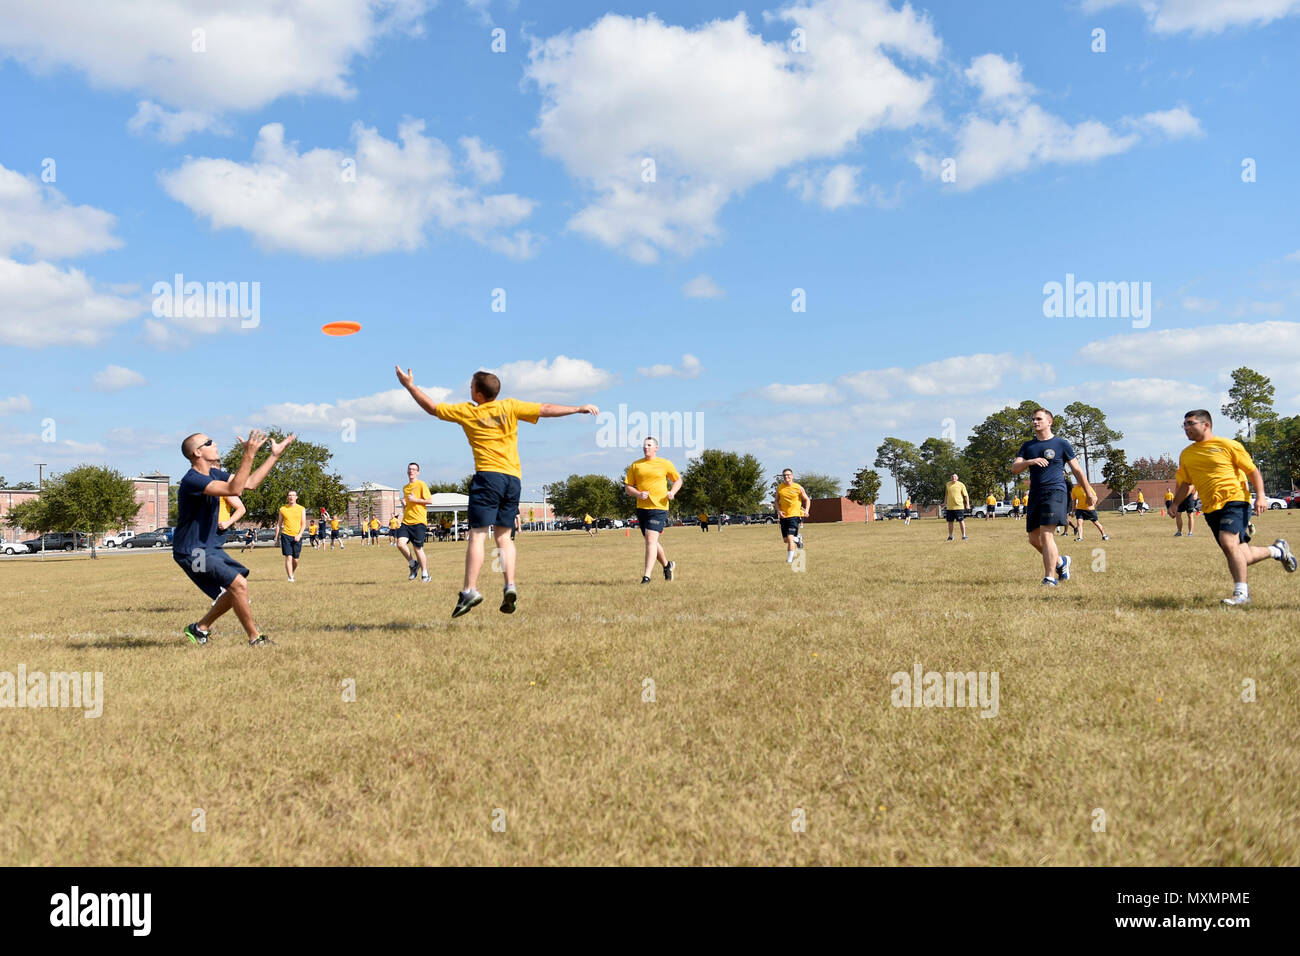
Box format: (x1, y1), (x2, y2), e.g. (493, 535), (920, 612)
(1175, 438), (1255, 514)
(986, 495), (996, 507)
(1165, 490), (1175, 502)
(308, 522), (318, 535)
(1137, 492), (1144, 503)
(776, 482), (806, 518)
(218, 496), (232, 526)
(330, 518), (340, 531)
(1012, 497), (1020, 507)
(434, 399), (542, 479)
(698, 512), (708, 522)
(944, 482), (968, 510)
(389, 518), (400, 530)
(369, 518), (379, 531)
(583, 514), (593, 525)
(904, 500), (911, 510)
(626, 457), (680, 511)
(1070, 485), (1088, 509)
(278, 504), (306, 537)
(403, 480), (431, 525)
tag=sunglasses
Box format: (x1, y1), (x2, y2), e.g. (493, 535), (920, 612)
(199, 438), (214, 448)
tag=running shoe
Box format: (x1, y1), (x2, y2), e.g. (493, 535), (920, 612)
(1057, 554), (1072, 581)
(1275, 539), (1297, 573)
(664, 560), (676, 581)
(452, 589), (483, 618)
(500, 586), (517, 614)
(183, 622), (209, 645)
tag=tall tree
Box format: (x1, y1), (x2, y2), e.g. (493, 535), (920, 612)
(677, 450), (767, 527)
(33, 465), (141, 556)
(846, 466), (882, 506)
(427, 475), (475, 496)
(962, 401), (1039, 498)
(167, 483), (179, 525)
(900, 437), (962, 507)
(1101, 449), (1139, 508)
(1057, 401), (1122, 482)
(1221, 366), (1276, 440)
(1132, 454), (1177, 481)
(1253, 415), (1300, 491)
(547, 474), (624, 518)
(874, 438), (919, 505)
(5, 497), (51, 538)
(219, 429), (348, 527)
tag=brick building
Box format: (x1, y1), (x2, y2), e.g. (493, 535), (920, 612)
(808, 497), (872, 522)
(1, 472), (170, 541)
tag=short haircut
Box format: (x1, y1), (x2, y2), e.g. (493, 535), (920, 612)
(782, 468), (793, 475)
(181, 432), (204, 460)
(408, 461), (419, 470)
(1033, 408), (1054, 422)
(1185, 409), (1212, 425)
(472, 370), (501, 401)
(287, 490), (297, 496)
(644, 436), (659, 447)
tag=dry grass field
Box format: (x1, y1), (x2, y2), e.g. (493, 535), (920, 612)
(2, 513), (1298, 866)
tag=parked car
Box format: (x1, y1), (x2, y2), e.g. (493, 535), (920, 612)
(1250, 494), (1287, 511)
(1, 540), (30, 555)
(750, 513), (778, 524)
(20, 532), (90, 552)
(883, 507), (919, 520)
(1121, 501), (1153, 513)
(103, 531), (136, 547)
(123, 531), (169, 548)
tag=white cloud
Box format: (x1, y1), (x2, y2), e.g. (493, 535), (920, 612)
(915, 54), (1201, 190)
(839, 352), (1054, 400)
(682, 275), (725, 299)
(491, 355), (618, 398)
(525, 1), (940, 260)
(0, 258), (141, 347)
(92, 365), (146, 391)
(1076, 320), (1300, 374)
(0, 162), (121, 260)
(161, 120), (538, 258)
(1285, 250), (1300, 263)
(141, 319), (190, 350)
(250, 384), (453, 429)
(127, 100), (228, 143)
(1181, 296), (1218, 313)
(1082, 0), (1300, 34)
(755, 383), (845, 404)
(638, 354), (703, 379)
(788, 164), (866, 209)
(1231, 301), (1284, 317)
(459, 136), (504, 185)
(0, 394), (32, 415)
(0, 0), (430, 137)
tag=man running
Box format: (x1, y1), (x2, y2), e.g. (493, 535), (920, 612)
(388, 512), (400, 546)
(273, 490), (307, 582)
(1012, 408), (1097, 587)
(397, 365), (597, 616)
(1173, 483), (1198, 537)
(943, 474), (970, 541)
(625, 436), (681, 584)
(698, 510), (709, 533)
(1172, 409), (1295, 606)
(239, 525), (256, 553)
(307, 518), (319, 549)
(1135, 489), (1146, 515)
(904, 497), (913, 525)
(396, 462), (432, 582)
(584, 513), (596, 537)
(1070, 482), (1110, 542)
(174, 429), (293, 647)
(775, 469), (812, 563)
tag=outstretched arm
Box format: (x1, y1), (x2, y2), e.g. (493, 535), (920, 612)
(539, 402), (599, 418)
(396, 366), (440, 416)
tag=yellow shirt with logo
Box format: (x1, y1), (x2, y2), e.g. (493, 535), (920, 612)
(1175, 438), (1255, 514)
(1012, 497), (1020, 507)
(776, 482), (806, 518)
(403, 480), (431, 525)
(279, 504), (306, 537)
(1165, 490), (1175, 502)
(944, 481), (968, 509)
(434, 399), (542, 478)
(904, 500), (911, 510)
(626, 457), (680, 511)
(1137, 491), (1144, 503)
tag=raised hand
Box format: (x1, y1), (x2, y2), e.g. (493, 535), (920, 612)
(270, 434), (296, 456)
(579, 404), (599, 416)
(395, 365), (414, 388)
(244, 429), (267, 455)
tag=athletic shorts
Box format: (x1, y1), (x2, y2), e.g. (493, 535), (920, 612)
(309, 533), (318, 542)
(638, 509), (668, 535)
(1075, 509), (1099, 523)
(330, 529), (341, 539)
(174, 548), (250, 601)
(986, 506), (995, 514)
(780, 516), (801, 538)
(1178, 497), (1197, 513)
(397, 522), (427, 547)
(279, 536), (302, 557)
(1204, 501), (1252, 542)
(1026, 488), (1069, 533)
(467, 471), (521, 529)
(944, 509), (967, 522)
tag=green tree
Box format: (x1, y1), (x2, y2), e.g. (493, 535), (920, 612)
(5, 496), (51, 538)
(219, 429), (348, 527)
(962, 401), (1039, 498)
(1132, 454), (1177, 481)
(1221, 367), (1276, 441)
(0, 477), (38, 490)
(1101, 449), (1139, 508)
(874, 438), (919, 506)
(168, 482), (179, 525)
(846, 466), (882, 506)
(427, 475), (474, 496)
(548, 474), (623, 518)
(30, 465), (141, 556)
(1253, 415), (1300, 491)
(677, 450), (767, 527)
(789, 471), (840, 500)
(900, 438), (962, 507)
(1057, 401), (1122, 482)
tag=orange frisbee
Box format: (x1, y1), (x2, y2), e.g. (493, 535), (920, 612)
(321, 321), (362, 336)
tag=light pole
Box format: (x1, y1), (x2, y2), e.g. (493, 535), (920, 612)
(541, 484), (549, 530)
(35, 463), (47, 489)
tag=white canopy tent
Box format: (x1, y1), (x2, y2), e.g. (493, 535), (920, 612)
(428, 492), (470, 540)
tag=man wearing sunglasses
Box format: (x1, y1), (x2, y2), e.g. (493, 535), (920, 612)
(174, 430), (295, 646)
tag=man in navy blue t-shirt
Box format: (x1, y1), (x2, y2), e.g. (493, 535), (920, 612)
(1011, 408), (1098, 586)
(173, 428), (294, 646)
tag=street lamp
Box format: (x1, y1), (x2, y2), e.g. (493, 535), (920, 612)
(35, 463), (47, 489)
(541, 484), (549, 530)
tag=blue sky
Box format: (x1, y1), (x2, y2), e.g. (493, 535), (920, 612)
(1, 0), (1298, 496)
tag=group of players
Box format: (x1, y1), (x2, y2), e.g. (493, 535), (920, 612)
(168, 380), (1296, 647)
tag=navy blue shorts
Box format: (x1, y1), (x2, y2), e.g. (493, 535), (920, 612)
(944, 509), (967, 522)
(1026, 488), (1068, 532)
(330, 529), (341, 539)
(1178, 497), (1197, 513)
(638, 509), (668, 535)
(1204, 501), (1252, 542)
(1075, 509), (1099, 523)
(174, 548), (250, 601)
(468, 471), (521, 529)
(279, 536), (302, 557)
(780, 516), (801, 538)
(397, 522), (427, 547)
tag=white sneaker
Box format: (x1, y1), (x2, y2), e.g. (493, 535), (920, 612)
(1221, 594), (1250, 607)
(287, 576), (294, 583)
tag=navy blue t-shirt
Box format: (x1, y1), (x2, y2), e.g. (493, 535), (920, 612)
(1017, 436), (1076, 493)
(174, 467), (229, 555)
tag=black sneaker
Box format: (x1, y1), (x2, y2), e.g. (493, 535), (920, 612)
(452, 589), (483, 618)
(408, 559), (418, 581)
(641, 576), (651, 584)
(248, 635), (276, 647)
(184, 622), (209, 645)
(663, 560), (675, 581)
(500, 586), (517, 614)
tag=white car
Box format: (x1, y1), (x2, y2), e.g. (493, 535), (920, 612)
(103, 531), (135, 547)
(1251, 495), (1287, 511)
(1, 540), (30, 555)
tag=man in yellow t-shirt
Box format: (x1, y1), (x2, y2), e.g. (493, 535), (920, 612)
(307, 519), (319, 549)
(273, 490), (307, 581)
(903, 497), (913, 525)
(327, 513), (343, 551)
(398, 365), (598, 617)
(698, 510), (709, 533)
(388, 513), (400, 546)
(1174, 409), (1295, 605)
(984, 493), (996, 520)
(775, 469), (812, 563)
(396, 462), (432, 581)
(1011, 495), (1021, 519)
(1136, 490), (1146, 515)
(584, 513), (596, 537)
(944, 474), (971, 541)
(369, 516), (380, 545)
(625, 436), (682, 583)
(217, 495), (245, 536)
(1070, 483), (1109, 542)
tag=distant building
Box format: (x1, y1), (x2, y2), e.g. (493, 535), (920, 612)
(1, 472), (170, 540)
(807, 497), (871, 523)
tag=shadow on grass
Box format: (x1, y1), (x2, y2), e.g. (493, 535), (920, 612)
(1125, 595), (1191, 610)
(314, 621), (437, 632)
(67, 636), (182, 649)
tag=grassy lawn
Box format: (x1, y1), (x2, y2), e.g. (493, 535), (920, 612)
(2, 514), (1297, 865)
